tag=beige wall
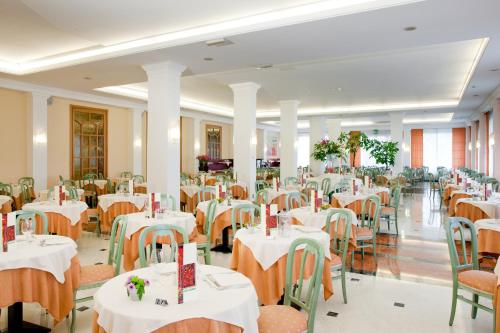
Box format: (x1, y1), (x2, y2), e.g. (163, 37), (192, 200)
(0, 87), (28, 183)
(181, 117), (195, 174)
(200, 120), (233, 159)
(47, 97), (133, 187)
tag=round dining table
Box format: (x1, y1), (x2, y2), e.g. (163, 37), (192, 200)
(476, 219), (500, 255)
(0, 194), (13, 213)
(22, 200), (89, 240)
(98, 193), (148, 233)
(454, 198), (500, 222)
(230, 224), (333, 305)
(92, 263), (259, 333)
(122, 211), (198, 271)
(0, 234), (80, 331)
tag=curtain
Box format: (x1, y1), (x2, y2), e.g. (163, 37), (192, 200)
(452, 128), (466, 169)
(410, 129), (423, 168)
(423, 128), (452, 173)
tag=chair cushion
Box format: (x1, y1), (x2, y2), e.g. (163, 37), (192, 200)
(355, 226), (374, 239)
(380, 206), (395, 216)
(80, 264), (115, 286)
(258, 305), (307, 333)
(457, 270), (496, 295)
(194, 233), (208, 245)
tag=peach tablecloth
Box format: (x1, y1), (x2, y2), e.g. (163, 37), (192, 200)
(478, 229), (500, 255)
(0, 256), (80, 323)
(230, 239), (333, 305)
(196, 208), (253, 244)
(1, 199), (12, 213)
(331, 197), (363, 215)
(134, 185), (147, 194)
(98, 202), (143, 233)
(448, 193), (472, 216)
(35, 211), (88, 241)
(92, 312), (242, 333)
(444, 184), (462, 206)
(231, 185), (248, 200)
(180, 190), (214, 213)
(455, 201), (490, 222)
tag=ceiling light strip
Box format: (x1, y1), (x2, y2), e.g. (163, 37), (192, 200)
(457, 38), (489, 100)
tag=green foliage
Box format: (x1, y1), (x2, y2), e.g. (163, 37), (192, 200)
(311, 138), (346, 162)
(365, 140), (399, 169)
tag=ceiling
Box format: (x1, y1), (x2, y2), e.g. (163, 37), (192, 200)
(1, 0), (500, 124)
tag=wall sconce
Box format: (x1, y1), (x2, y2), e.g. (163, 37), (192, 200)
(402, 142), (410, 152)
(169, 125), (180, 144)
(476, 140), (480, 149)
(251, 135), (257, 146)
(33, 133), (47, 145)
(468, 142), (472, 151)
(134, 139), (142, 148)
(194, 141), (200, 151)
(490, 135), (495, 147)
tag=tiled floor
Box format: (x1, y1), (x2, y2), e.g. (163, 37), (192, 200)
(0, 185), (495, 332)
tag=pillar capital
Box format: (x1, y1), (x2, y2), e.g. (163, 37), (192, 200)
(229, 82), (261, 94)
(142, 61), (186, 77)
(279, 100), (300, 108)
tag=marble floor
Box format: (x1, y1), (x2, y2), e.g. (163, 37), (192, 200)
(0, 185), (495, 332)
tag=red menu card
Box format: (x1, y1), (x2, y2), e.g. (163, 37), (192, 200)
(177, 242), (197, 304)
(1, 213), (15, 252)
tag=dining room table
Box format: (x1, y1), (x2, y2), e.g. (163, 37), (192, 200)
(121, 211), (198, 271)
(443, 183), (463, 206)
(454, 197), (500, 222)
(98, 193), (148, 233)
(22, 200), (89, 240)
(259, 188), (301, 212)
(0, 194), (13, 213)
(475, 219), (500, 255)
(92, 263), (259, 333)
(230, 224), (333, 305)
(447, 189), (476, 216)
(37, 188), (85, 201)
(0, 234), (80, 332)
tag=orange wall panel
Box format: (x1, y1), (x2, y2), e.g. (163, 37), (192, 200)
(411, 129), (423, 168)
(452, 127), (466, 169)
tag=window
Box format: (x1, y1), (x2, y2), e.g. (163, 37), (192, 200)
(423, 128), (452, 173)
(297, 134), (310, 168)
(71, 105), (107, 179)
(206, 125), (221, 160)
(361, 133), (390, 167)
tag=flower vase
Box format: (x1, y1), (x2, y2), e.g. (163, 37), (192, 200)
(128, 288), (140, 301)
(326, 155), (334, 173)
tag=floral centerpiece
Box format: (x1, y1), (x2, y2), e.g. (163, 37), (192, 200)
(197, 154), (210, 172)
(125, 275), (150, 301)
(311, 139), (346, 173)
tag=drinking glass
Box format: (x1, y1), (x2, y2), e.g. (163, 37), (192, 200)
(21, 218), (34, 242)
(278, 213), (291, 237)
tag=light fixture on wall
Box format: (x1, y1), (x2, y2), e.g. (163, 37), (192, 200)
(468, 142), (472, 151)
(169, 123), (181, 144)
(251, 134), (257, 146)
(476, 140), (480, 149)
(194, 141), (200, 151)
(33, 133), (47, 145)
(490, 135), (495, 146)
(402, 142), (410, 152)
(134, 139), (142, 148)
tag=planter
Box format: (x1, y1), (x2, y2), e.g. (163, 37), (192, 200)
(198, 161), (208, 172)
(128, 288), (140, 301)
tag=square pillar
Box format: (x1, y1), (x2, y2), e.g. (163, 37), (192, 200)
(279, 100), (299, 180)
(390, 112), (404, 174)
(132, 108), (144, 176)
(479, 113), (487, 173)
(27, 92), (50, 191)
(493, 99), (500, 179)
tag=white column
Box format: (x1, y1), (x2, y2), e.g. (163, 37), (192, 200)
(402, 127), (411, 168)
(493, 99), (500, 179)
(479, 113), (487, 173)
(193, 117), (201, 174)
(326, 119), (341, 140)
(27, 92), (50, 191)
(309, 117), (325, 176)
(390, 112), (404, 174)
(132, 108), (144, 176)
(229, 82), (260, 198)
(143, 61), (186, 204)
(262, 129), (268, 162)
(471, 122), (478, 171)
(465, 124), (471, 169)
(279, 100), (299, 180)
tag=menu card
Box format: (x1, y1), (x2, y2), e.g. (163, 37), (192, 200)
(260, 204), (277, 236)
(1, 212), (15, 252)
(148, 193), (161, 218)
(53, 185), (66, 205)
(128, 180), (134, 195)
(218, 184), (226, 199)
(177, 242), (198, 304)
(272, 177), (279, 191)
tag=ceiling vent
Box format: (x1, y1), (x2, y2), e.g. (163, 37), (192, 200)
(205, 38), (234, 47)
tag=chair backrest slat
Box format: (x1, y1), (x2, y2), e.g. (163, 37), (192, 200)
(445, 217), (478, 278)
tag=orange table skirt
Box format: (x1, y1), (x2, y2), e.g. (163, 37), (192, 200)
(180, 191), (204, 213)
(98, 202), (143, 233)
(35, 211), (87, 241)
(455, 202), (489, 222)
(478, 229), (500, 255)
(123, 227), (198, 271)
(92, 312), (242, 333)
(1, 200), (12, 213)
(196, 209), (253, 244)
(0, 256), (80, 323)
(231, 185), (248, 200)
(230, 239), (333, 305)
(448, 193), (471, 217)
(134, 186), (147, 194)
(331, 198), (363, 215)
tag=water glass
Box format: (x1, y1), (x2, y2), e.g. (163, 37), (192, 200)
(21, 218), (34, 241)
(278, 213), (291, 237)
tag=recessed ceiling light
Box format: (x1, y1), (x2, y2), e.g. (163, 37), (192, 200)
(203, 57), (213, 61)
(205, 38), (233, 47)
(471, 85), (476, 89)
(473, 94), (480, 97)
(404, 26), (417, 31)
(256, 64), (273, 70)
(337, 87), (342, 92)
(490, 68), (500, 72)
(83, 76), (92, 80)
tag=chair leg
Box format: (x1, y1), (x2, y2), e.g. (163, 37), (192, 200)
(373, 239), (377, 260)
(204, 247), (211, 265)
(395, 213), (399, 235)
(449, 284), (458, 326)
(341, 269), (347, 304)
(471, 293), (479, 319)
(387, 218), (390, 231)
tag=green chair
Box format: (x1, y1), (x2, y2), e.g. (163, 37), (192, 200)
(116, 181), (130, 193)
(132, 175), (145, 183)
(257, 238), (324, 333)
(255, 180), (268, 192)
(0, 182), (13, 196)
(20, 183), (32, 205)
(120, 171), (133, 179)
(14, 210), (48, 235)
(138, 224), (189, 267)
(321, 178), (331, 195)
(285, 192), (303, 211)
(160, 194), (177, 211)
(83, 173), (98, 181)
(305, 181), (319, 192)
(325, 208), (352, 304)
(18, 177), (34, 187)
(445, 217), (496, 329)
(381, 185), (401, 234)
(197, 187), (215, 205)
(196, 200), (217, 264)
(69, 215), (128, 333)
(216, 175), (228, 185)
(352, 195), (381, 265)
(98, 172), (105, 180)
(438, 176), (450, 209)
(62, 179), (77, 188)
(284, 177), (298, 186)
(80, 177), (98, 208)
(231, 203), (260, 234)
(255, 189), (269, 205)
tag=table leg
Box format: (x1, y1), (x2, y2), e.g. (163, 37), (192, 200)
(211, 227), (232, 253)
(7, 302), (51, 332)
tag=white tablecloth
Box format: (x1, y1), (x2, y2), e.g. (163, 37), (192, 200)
(180, 185), (202, 198)
(0, 235), (77, 283)
(93, 180), (109, 190)
(37, 188), (84, 201)
(475, 219), (500, 232)
(196, 200), (253, 220)
(456, 198), (500, 218)
(98, 194), (148, 213)
(94, 264), (259, 333)
(234, 225), (330, 271)
(287, 207), (358, 229)
(22, 201), (88, 225)
(360, 186), (389, 196)
(266, 189), (300, 203)
(332, 193), (369, 207)
(0, 195), (12, 206)
(125, 211), (196, 239)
